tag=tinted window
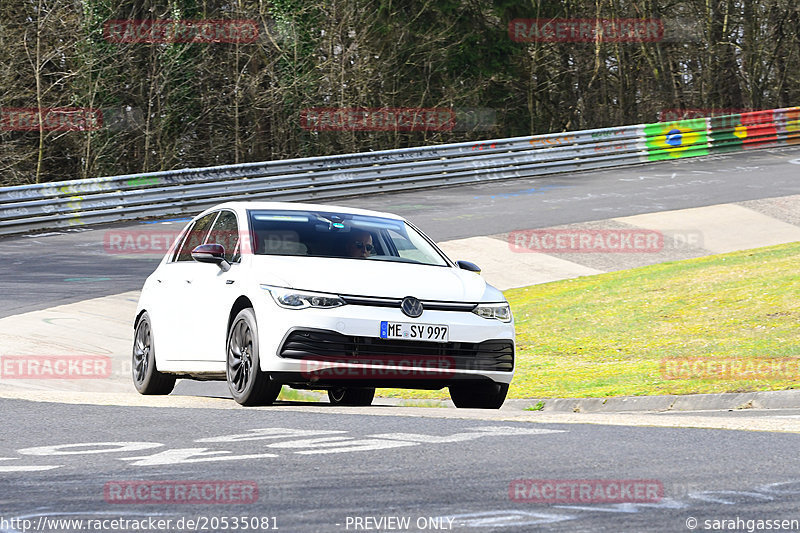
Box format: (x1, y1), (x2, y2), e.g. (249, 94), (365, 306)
(206, 210), (240, 262)
(174, 212), (218, 262)
(248, 210), (448, 266)
(386, 228), (433, 264)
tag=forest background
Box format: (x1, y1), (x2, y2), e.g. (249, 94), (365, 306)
(1, 0), (798, 185)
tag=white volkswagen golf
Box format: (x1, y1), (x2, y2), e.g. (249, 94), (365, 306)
(132, 201), (514, 408)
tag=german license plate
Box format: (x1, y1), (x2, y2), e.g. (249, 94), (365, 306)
(380, 321), (449, 342)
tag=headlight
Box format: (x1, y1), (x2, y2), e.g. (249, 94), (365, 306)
(262, 285), (345, 309)
(472, 303), (512, 322)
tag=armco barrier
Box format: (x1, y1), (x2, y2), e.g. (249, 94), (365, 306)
(1, 107), (798, 236)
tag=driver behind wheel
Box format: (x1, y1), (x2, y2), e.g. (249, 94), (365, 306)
(344, 229), (375, 258)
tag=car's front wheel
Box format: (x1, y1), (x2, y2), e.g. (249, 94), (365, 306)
(449, 382), (508, 409)
(132, 312), (176, 395)
(226, 308), (282, 406)
(328, 387), (375, 406)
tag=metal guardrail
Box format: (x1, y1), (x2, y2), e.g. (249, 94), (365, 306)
(1, 107), (798, 236)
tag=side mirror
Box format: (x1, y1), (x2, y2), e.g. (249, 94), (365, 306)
(192, 243), (231, 272)
(456, 260), (481, 274)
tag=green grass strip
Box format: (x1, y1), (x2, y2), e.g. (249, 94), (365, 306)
(381, 241), (800, 400)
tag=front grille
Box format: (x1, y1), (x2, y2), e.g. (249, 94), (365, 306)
(279, 329), (513, 372)
(340, 295), (477, 312)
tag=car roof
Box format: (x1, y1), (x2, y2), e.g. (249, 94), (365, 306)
(198, 201), (405, 221)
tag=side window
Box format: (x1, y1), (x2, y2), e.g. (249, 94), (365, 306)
(206, 210), (240, 262)
(386, 228), (428, 263)
(175, 212), (218, 262)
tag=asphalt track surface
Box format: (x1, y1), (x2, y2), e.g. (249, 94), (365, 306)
(2, 145), (800, 318)
(3, 145), (800, 533)
(1, 398), (800, 533)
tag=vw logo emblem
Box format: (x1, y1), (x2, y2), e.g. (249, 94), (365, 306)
(400, 296), (423, 318)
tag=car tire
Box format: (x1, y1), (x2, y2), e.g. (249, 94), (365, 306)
(327, 387), (375, 406)
(132, 312), (176, 395)
(449, 382), (508, 409)
(227, 308), (282, 406)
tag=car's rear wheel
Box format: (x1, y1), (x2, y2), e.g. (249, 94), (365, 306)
(449, 382), (508, 409)
(227, 308), (281, 406)
(327, 387), (375, 406)
(132, 312), (176, 395)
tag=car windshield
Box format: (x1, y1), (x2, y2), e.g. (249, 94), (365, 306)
(247, 209), (449, 267)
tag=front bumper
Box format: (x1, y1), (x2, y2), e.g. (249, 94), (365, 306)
(280, 328), (513, 371)
(255, 300), (515, 388)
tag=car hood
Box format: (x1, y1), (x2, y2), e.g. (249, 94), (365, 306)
(249, 256), (503, 302)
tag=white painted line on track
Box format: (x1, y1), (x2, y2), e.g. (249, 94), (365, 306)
(0, 426), (567, 471)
